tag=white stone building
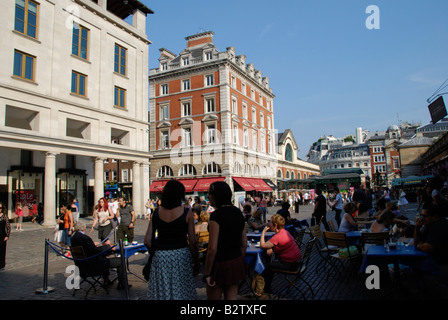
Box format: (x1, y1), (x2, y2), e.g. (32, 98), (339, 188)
(0, 0), (153, 225)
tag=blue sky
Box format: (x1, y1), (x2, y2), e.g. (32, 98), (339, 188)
(141, 0), (448, 159)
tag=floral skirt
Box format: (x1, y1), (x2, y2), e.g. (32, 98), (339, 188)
(147, 247), (198, 300)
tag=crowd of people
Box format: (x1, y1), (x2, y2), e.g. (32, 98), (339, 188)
(1, 173), (447, 299)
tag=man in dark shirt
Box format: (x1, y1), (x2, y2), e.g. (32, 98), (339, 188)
(311, 189), (330, 231)
(117, 197), (135, 243)
(276, 202), (291, 224)
(414, 204), (448, 298)
(71, 221), (128, 289)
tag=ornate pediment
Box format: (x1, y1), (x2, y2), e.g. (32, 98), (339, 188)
(179, 117), (194, 126)
(202, 114), (218, 122)
(157, 121), (171, 129)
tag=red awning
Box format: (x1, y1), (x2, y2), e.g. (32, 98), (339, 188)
(150, 180), (168, 193)
(179, 179), (199, 193)
(193, 177), (225, 192)
(246, 178), (272, 192)
(233, 177), (255, 191)
(151, 179), (199, 193)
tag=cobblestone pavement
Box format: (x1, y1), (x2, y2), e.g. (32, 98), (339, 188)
(0, 201), (444, 307)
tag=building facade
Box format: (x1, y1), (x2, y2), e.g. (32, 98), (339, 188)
(275, 130), (320, 192)
(149, 31), (283, 198)
(0, 0), (152, 224)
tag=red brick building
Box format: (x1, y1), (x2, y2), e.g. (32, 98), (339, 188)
(148, 31), (279, 198)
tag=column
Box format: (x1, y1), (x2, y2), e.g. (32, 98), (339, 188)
(141, 161), (150, 206)
(94, 158), (105, 204)
(42, 152), (57, 227)
(132, 161), (141, 218)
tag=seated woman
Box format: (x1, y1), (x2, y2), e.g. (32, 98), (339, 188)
(242, 204), (252, 222)
(195, 211), (209, 235)
(247, 208), (267, 232)
(370, 210), (395, 233)
(258, 214), (302, 295)
(385, 201), (411, 235)
(338, 202), (358, 233)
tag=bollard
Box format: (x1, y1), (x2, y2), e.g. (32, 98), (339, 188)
(35, 239), (55, 294)
(118, 239), (130, 300)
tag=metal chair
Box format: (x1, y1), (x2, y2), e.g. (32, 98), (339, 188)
(322, 231), (361, 279)
(197, 231), (209, 262)
(70, 246), (110, 298)
(361, 231), (390, 252)
(295, 227), (307, 248)
(271, 237), (316, 300)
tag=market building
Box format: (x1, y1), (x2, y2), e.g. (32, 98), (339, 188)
(0, 0), (153, 224)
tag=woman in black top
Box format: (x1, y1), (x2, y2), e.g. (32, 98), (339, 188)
(204, 181), (247, 300)
(0, 202), (11, 270)
(144, 180), (200, 300)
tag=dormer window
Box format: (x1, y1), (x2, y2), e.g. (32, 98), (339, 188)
(161, 63), (168, 71)
(205, 51), (213, 60)
(182, 57), (189, 66)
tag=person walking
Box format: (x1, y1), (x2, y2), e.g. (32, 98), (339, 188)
(203, 181), (247, 300)
(330, 188), (343, 228)
(116, 197), (135, 244)
(90, 197), (114, 242)
(0, 202), (11, 270)
(311, 189), (331, 231)
(144, 180), (199, 300)
(398, 188), (409, 212)
(15, 203), (23, 231)
(70, 199), (79, 224)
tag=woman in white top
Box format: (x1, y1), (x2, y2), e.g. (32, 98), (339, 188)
(90, 197), (114, 241)
(398, 189), (409, 212)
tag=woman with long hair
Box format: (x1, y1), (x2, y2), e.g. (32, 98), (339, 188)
(0, 202), (11, 270)
(90, 197), (114, 242)
(203, 181), (247, 300)
(144, 180), (200, 300)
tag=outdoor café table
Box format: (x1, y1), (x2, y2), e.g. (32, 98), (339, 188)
(360, 244), (440, 292)
(241, 246), (266, 299)
(247, 232), (275, 241)
(116, 242), (148, 282)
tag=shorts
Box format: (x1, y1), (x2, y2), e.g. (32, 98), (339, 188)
(211, 255), (246, 286)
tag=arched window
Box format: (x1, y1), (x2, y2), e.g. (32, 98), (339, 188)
(157, 166), (173, 178)
(234, 162), (242, 174)
(245, 164), (251, 174)
(179, 164), (196, 176)
(203, 162), (221, 175)
(286, 171), (290, 179)
(291, 171), (295, 179)
(254, 165), (260, 176)
(277, 169), (282, 178)
(285, 143), (293, 162)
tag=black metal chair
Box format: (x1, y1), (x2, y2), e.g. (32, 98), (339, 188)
(271, 237), (316, 300)
(70, 246), (110, 298)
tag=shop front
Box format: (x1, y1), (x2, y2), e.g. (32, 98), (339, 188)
(7, 166), (44, 219)
(57, 169), (87, 216)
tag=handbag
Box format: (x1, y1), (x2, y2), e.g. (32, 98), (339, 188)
(142, 212), (157, 281)
(142, 248), (154, 281)
(338, 246), (358, 258)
